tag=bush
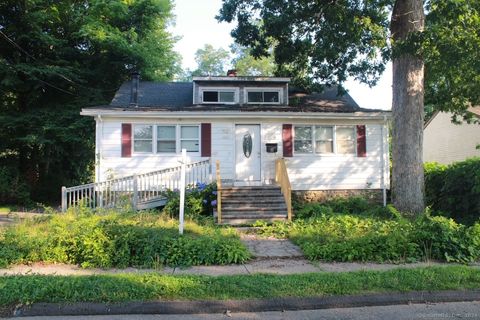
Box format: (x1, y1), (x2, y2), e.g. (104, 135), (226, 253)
(162, 182), (217, 219)
(255, 202), (480, 264)
(425, 158), (480, 223)
(0, 206), (250, 268)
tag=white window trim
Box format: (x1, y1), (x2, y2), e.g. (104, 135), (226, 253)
(179, 125), (201, 153)
(132, 124), (201, 155)
(244, 87), (283, 104)
(293, 125), (357, 156)
(156, 125), (177, 154)
(199, 87), (239, 104)
(133, 124), (154, 154)
(314, 125), (335, 154)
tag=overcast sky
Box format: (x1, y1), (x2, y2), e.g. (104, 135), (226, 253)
(170, 0), (392, 111)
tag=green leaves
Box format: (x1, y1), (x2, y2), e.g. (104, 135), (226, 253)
(218, 0), (392, 90)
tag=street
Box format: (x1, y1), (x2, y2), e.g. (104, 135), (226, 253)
(14, 301), (480, 320)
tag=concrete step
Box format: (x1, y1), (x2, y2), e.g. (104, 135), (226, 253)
(222, 205), (287, 211)
(219, 216), (287, 226)
(222, 209), (287, 216)
(221, 191), (283, 198)
(222, 198), (285, 204)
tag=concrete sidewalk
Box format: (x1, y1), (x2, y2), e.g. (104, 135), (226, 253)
(1, 260), (472, 277)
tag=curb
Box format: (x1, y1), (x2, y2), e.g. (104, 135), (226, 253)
(12, 290), (480, 317)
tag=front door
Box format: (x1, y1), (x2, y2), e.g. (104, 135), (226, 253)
(235, 124), (261, 184)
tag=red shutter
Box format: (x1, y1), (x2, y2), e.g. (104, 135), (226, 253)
(121, 123), (132, 158)
(356, 125), (367, 157)
(201, 123), (211, 157)
(282, 124), (293, 157)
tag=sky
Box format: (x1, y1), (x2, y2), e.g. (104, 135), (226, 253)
(170, 0), (392, 111)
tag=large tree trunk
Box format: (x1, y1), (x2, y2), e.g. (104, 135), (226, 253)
(390, 0), (425, 214)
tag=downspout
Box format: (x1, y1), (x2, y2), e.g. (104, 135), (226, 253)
(381, 115), (387, 207)
(96, 115), (103, 183)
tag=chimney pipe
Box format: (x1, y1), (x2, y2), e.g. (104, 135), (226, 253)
(227, 69), (237, 77)
(130, 71), (140, 107)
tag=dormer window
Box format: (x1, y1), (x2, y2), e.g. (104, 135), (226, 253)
(200, 88), (238, 104)
(245, 88), (282, 104)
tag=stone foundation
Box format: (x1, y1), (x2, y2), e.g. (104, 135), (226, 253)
(293, 189), (384, 204)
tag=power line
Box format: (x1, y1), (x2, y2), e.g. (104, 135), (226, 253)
(0, 29), (120, 94)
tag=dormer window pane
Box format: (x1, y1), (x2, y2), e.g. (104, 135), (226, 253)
(248, 92), (263, 102)
(202, 90), (236, 103)
(247, 90), (281, 103)
(203, 91), (218, 102)
(219, 91), (235, 102)
(264, 92), (279, 102)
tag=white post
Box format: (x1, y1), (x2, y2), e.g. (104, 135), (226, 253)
(61, 186), (67, 213)
(179, 149), (187, 235)
(132, 174), (138, 210)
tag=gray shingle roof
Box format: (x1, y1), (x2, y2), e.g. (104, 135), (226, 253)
(102, 81), (382, 113)
(111, 82), (193, 107)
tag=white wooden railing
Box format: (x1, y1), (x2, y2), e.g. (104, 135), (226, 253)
(61, 159), (211, 212)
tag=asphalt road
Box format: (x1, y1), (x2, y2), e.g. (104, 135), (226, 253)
(13, 301), (480, 320)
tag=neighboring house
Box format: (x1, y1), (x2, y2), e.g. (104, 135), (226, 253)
(423, 107), (480, 164)
(80, 74), (391, 204)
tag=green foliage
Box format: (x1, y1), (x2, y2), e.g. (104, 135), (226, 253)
(162, 183), (217, 220)
(218, 0), (391, 90)
(191, 44), (230, 77)
(0, 207), (250, 268)
(255, 200), (480, 263)
(230, 44), (275, 76)
(1, 266), (480, 307)
(0, 0), (180, 204)
(424, 158), (480, 223)
(423, 0), (480, 119)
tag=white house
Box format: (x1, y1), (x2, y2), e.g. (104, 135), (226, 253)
(423, 108), (480, 164)
(80, 74), (390, 209)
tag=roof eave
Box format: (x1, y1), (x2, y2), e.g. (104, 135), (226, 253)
(81, 108), (391, 120)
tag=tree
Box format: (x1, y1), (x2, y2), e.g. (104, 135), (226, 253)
(231, 43), (275, 76)
(390, 0), (425, 214)
(218, 0), (478, 214)
(191, 44), (230, 76)
(423, 0), (480, 121)
(0, 0), (179, 204)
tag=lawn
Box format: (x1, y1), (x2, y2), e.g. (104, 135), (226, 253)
(0, 266), (479, 307)
(0, 206), (250, 268)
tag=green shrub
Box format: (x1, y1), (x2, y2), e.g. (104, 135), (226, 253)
(0, 206), (250, 268)
(162, 182), (217, 219)
(425, 158), (480, 223)
(256, 202), (480, 264)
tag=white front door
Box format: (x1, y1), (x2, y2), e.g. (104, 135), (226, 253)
(235, 124), (261, 184)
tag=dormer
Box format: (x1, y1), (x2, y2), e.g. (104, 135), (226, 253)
(192, 75), (290, 106)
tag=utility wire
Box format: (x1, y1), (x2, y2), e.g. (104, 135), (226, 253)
(0, 29), (120, 94)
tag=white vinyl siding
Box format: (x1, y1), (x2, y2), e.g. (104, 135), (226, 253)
(95, 118), (389, 191)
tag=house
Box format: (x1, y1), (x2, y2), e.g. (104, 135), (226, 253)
(423, 107), (480, 164)
(80, 73), (391, 217)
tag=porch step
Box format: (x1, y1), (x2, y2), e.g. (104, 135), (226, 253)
(218, 186), (288, 226)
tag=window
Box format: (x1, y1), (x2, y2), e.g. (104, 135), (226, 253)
(293, 125), (357, 155)
(157, 126), (176, 153)
(180, 125), (199, 152)
(247, 90), (280, 103)
(336, 126), (356, 154)
(294, 126), (313, 153)
(315, 126), (334, 153)
(133, 125), (153, 153)
(201, 89), (236, 103)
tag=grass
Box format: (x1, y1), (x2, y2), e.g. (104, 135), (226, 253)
(0, 206), (11, 215)
(0, 266), (479, 306)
